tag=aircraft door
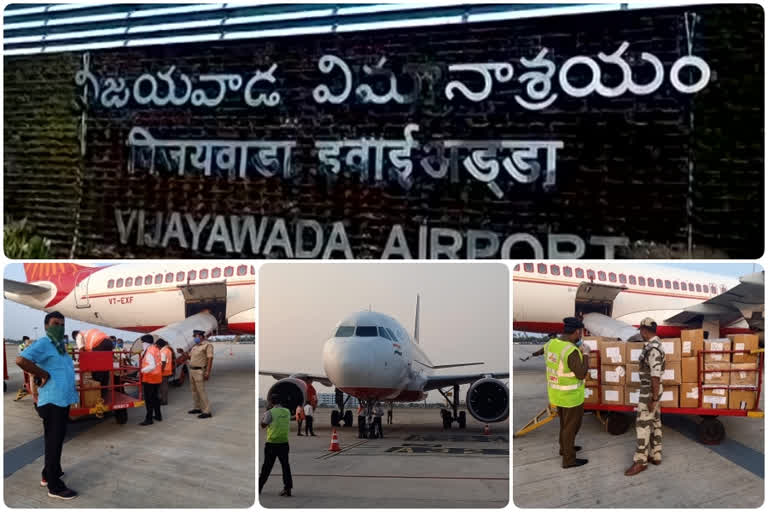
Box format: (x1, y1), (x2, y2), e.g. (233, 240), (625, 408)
(179, 282), (227, 331)
(74, 271), (91, 309)
(574, 282), (626, 322)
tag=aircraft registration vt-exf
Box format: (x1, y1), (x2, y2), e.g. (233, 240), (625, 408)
(261, 297), (509, 429)
(4, 263), (254, 335)
(513, 262), (764, 338)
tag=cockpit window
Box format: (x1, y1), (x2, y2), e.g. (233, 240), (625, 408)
(385, 328), (399, 342)
(378, 327), (392, 340)
(335, 326), (355, 337)
(356, 326), (378, 337)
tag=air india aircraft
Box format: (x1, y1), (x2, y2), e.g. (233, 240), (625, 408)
(261, 296), (509, 429)
(513, 262), (764, 339)
(4, 263), (255, 335)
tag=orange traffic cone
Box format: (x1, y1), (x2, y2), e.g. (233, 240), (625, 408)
(329, 429), (341, 452)
(483, 424), (490, 435)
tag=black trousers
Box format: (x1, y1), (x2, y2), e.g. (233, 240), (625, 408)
(305, 415), (314, 435)
(143, 383), (161, 421)
(373, 416), (383, 438)
(558, 404), (584, 466)
(259, 443), (292, 492)
(36, 404), (70, 492)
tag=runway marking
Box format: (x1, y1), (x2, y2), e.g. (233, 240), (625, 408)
(386, 446), (509, 455)
(663, 415), (764, 479)
(404, 434), (508, 443)
(4, 417), (103, 478)
(289, 474), (509, 480)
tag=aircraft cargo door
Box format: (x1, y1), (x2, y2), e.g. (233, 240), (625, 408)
(575, 282), (625, 319)
(179, 282), (227, 330)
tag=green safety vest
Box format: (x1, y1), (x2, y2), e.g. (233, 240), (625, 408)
(545, 338), (585, 408)
(266, 407), (290, 444)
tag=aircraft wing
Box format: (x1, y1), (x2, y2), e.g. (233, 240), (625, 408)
(423, 372), (509, 391)
(259, 370), (333, 387)
(664, 271), (764, 331)
(3, 279), (50, 296)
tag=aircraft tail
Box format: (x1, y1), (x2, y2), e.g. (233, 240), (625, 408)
(414, 294), (420, 344)
(24, 263), (94, 282)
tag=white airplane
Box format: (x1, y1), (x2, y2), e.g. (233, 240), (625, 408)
(261, 296), (509, 429)
(513, 262), (764, 339)
(4, 263), (254, 335)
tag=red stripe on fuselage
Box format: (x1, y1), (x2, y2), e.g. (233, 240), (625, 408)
(514, 321), (754, 337)
(339, 386), (426, 402)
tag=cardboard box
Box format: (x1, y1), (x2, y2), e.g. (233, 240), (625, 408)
(601, 364), (626, 386)
(703, 362), (731, 385)
(625, 386), (641, 406)
(662, 361), (682, 385)
(704, 339), (732, 362)
(581, 337), (601, 354)
(680, 383), (700, 408)
(587, 353), (600, 369)
(702, 387), (728, 409)
(660, 338), (681, 362)
(586, 367), (600, 385)
(681, 328), (704, 357)
(627, 342), (646, 363)
(729, 389), (758, 410)
(601, 385), (624, 405)
(728, 334), (759, 364)
(681, 357), (699, 383)
(584, 385), (599, 405)
(80, 378), (101, 408)
(660, 386), (679, 408)
(598, 339), (627, 365)
(730, 363), (759, 387)
(626, 363), (642, 386)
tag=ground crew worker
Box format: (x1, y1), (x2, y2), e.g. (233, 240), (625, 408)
(259, 394), (293, 497)
(373, 403), (384, 438)
(357, 405), (367, 438)
(545, 317), (589, 468)
(139, 335), (162, 425)
(625, 317), (665, 476)
(303, 401), (316, 436)
(157, 339), (173, 405)
(15, 312), (79, 500)
(295, 403), (305, 436)
(187, 330), (214, 418)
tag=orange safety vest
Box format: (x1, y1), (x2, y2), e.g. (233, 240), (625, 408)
(160, 346), (173, 377)
(295, 406), (305, 421)
(141, 345), (163, 384)
(82, 329), (108, 351)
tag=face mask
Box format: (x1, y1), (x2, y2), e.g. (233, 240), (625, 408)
(46, 325), (65, 342)
(193, 337), (201, 344)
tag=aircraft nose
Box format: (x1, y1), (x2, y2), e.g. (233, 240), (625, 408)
(323, 337), (375, 386)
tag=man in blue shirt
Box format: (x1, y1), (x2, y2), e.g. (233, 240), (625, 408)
(16, 311), (79, 500)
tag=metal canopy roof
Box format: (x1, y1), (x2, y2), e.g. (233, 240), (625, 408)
(3, 2), (680, 55)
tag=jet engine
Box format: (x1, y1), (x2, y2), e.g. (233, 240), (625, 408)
(466, 378), (509, 423)
(265, 376), (318, 413)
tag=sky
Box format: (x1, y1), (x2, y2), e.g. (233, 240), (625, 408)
(258, 263), (509, 400)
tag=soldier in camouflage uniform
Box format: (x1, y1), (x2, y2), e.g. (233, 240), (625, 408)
(625, 317), (665, 476)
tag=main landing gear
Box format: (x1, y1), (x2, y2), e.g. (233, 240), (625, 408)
(330, 388), (354, 427)
(438, 384), (466, 429)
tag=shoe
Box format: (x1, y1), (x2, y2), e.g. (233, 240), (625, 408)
(650, 459), (662, 466)
(139, 420), (153, 426)
(559, 446), (582, 455)
(624, 462), (648, 476)
(280, 489), (292, 497)
(48, 488), (78, 500)
(188, 409), (202, 414)
(198, 413), (212, 418)
(154, 415), (162, 422)
(563, 458), (588, 468)
(40, 472), (64, 487)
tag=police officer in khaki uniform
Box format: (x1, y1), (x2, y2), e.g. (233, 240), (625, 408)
(186, 329), (214, 419)
(625, 317), (665, 476)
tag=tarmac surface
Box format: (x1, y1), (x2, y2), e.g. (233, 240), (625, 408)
(4, 342), (255, 508)
(257, 406), (510, 508)
(512, 343), (765, 508)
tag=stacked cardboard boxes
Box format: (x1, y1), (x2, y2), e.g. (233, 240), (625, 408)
(598, 338), (626, 405)
(625, 338), (681, 408)
(727, 334), (759, 411)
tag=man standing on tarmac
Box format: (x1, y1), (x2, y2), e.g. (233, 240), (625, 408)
(303, 400), (316, 436)
(157, 339), (173, 405)
(259, 394), (293, 497)
(139, 335), (163, 425)
(295, 403), (305, 436)
(187, 330), (214, 419)
(625, 317), (666, 476)
(15, 311), (79, 500)
(544, 317), (590, 468)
